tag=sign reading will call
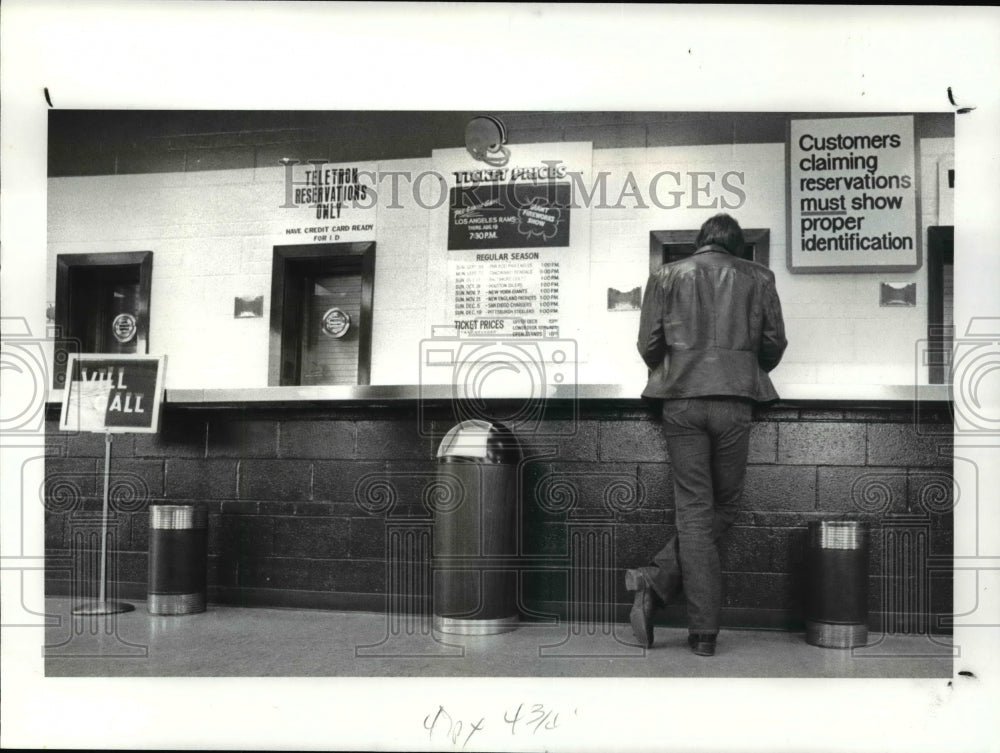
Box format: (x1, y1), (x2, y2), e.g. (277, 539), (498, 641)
(59, 355), (166, 434)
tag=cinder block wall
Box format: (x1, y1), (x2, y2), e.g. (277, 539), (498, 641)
(45, 401), (954, 633)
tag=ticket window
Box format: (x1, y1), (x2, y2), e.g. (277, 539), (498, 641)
(927, 226), (954, 385)
(649, 228), (770, 273)
(269, 242), (375, 386)
(53, 252), (153, 388)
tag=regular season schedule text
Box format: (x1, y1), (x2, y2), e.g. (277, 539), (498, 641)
(451, 252), (560, 337)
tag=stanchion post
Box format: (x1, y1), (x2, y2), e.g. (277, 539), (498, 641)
(71, 431), (135, 616)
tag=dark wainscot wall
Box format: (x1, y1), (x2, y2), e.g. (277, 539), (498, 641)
(44, 400), (954, 634)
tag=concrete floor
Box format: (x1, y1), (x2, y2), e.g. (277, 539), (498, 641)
(44, 597), (954, 678)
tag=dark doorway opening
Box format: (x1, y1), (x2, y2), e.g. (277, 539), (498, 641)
(54, 251), (153, 388)
(269, 242), (375, 386)
(649, 228), (770, 273)
(927, 226), (954, 385)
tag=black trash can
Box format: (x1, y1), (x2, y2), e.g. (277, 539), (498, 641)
(148, 504), (208, 615)
(805, 520), (869, 648)
(432, 420), (521, 636)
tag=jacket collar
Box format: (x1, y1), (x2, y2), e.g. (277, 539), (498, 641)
(693, 243), (731, 256)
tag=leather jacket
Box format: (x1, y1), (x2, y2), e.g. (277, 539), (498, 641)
(637, 244), (787, 402)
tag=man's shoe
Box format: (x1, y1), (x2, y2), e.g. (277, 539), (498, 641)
(625, 569), (655, 648)
(687, 633), (717, 657)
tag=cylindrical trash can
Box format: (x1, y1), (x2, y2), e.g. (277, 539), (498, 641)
(433, 420), (521, 636)
(148, 504), (208, 615)
(805, 520), (869, 648)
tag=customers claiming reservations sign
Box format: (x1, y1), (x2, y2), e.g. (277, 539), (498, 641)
(787, 115), (920, 273)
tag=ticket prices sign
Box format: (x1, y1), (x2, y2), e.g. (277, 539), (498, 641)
(787, 115), (920, 273)
(59, 354), (166, 433)
(432, 143), (593, 343)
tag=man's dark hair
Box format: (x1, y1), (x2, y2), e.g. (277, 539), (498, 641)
(695, 213), (745, 255)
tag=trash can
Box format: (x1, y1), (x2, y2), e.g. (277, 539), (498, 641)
(805, 520), (869, 648)
(148, 503), (208, 615)
(432, 420), (521, 635)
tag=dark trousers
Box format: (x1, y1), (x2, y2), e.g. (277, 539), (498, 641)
(639, 397), (753, 634)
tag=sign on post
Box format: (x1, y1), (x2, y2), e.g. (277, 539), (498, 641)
(59, 354), (166, 434)
(787, 115), (920, 273)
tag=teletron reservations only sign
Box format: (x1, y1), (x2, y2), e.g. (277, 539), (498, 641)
(787, 115), (920, 273)
(59, 354), (166, 434)
(276, 161), (377, 245)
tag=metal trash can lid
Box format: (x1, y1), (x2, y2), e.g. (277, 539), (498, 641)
(150, 504), (208, 530)
(437, 419), (521, 464)
(808, 519), (867, 550)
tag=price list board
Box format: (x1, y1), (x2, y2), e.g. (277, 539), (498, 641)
(432, 142), (593, 347)
(451, 252), (562, 337)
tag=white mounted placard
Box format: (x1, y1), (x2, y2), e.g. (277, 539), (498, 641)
(787, 115), (920, 273)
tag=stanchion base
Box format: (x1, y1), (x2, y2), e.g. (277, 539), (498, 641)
(433, 615), (518, 636)
(72, 600), (136, 616)
(805, 620), (868, 648)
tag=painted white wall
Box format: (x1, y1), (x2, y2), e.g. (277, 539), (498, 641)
(369, 157), (433, 386)
(47, 138), (953, 391)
